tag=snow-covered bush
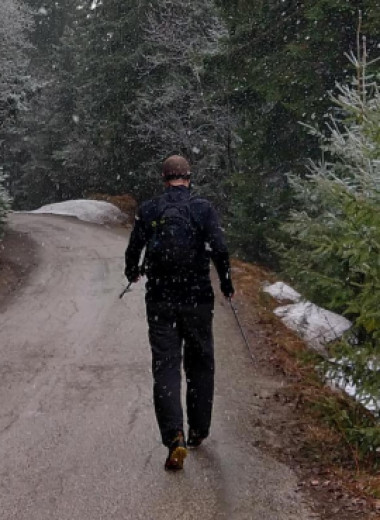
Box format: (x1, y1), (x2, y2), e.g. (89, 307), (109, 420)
(0, 0), (32, 122)
(279, 51), (380, 410)
(0, 0), (32, 225)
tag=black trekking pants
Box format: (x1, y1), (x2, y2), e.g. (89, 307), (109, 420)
(146, 301), (215, 447)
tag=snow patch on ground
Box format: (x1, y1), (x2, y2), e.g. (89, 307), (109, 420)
(29, 200), (127, 225)
(264, 282), (351, 352)
(274, 302), (352, 355)
(327, 368), (380, 413)
(263, 282), (301, 302)
(264, 282), (380, 415)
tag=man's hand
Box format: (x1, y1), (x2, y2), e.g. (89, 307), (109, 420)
(221, 280), (235, 300)
(125, 266), (140, 284)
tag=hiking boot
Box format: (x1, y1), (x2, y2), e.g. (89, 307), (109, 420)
(164, 432), (187, 471)
(187, 429), (206, 448)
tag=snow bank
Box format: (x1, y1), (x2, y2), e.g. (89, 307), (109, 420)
(264, 282), (351, 353)
(263, 282), (380, 415)
(274, 302), (352, 355)
(327, 368), (380, 414)
(263, 282), (301, 302)
(30, 200), (127, 225)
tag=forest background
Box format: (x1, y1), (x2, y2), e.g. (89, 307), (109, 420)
(0, 0), (379, 460)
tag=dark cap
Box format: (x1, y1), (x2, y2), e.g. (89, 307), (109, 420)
(162, 155), (191, 180)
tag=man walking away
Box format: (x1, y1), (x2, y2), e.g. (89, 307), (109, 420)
(125, 155), (234, 470)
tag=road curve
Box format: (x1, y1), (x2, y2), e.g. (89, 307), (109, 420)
(0, 214), (316, 520)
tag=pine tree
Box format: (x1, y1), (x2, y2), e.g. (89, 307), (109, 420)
(55, 0), (235, 205)
(8, 0), (236, 210)
(279, 48), (380, 410)
(123, 0), (234, 204)
(68, 0), (146, 196)
(4, 0), (80, 209)
(0, 0), (32, 123)
(0, 165), (11, 238)
(216, 0), (380, 263)
(0, 0), (34, 228)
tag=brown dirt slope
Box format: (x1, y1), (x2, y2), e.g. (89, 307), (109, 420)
(231, 259), (380, 520)
(0, 223), (38, 309)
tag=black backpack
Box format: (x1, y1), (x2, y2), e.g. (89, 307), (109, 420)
(145, 197), (202, 273)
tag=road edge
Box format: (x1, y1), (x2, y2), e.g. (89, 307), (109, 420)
(0, 221), (39, 310)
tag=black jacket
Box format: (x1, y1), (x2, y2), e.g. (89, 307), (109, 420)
(125, 186), (234, 304)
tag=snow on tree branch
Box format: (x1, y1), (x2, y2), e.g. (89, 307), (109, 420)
(0, 0), (33, 124)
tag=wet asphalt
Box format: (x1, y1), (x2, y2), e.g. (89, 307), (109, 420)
(0, 214), (317, 519)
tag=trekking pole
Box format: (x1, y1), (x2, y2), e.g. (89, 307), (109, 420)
(119, 264), (144, 299)
(229, 298), (255, 364)
(119, 281), (133, 299)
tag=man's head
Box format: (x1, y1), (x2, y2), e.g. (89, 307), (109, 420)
(162, 155), (191, 187)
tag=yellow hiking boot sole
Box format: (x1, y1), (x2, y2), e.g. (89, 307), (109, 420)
(165, 446), (188, 471)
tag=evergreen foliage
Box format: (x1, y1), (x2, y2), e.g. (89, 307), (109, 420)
(53, 0), (145, 200)
(123, 0), (234, 205)
(216, 1), (380, 263)
(0, 0), (33, 232)
(0, 167), (11, 239)
(8, 0), (81, 209)
(279, 53), (380, 409)
(0, 0), (33, 121)
(11, 0), (235, 209)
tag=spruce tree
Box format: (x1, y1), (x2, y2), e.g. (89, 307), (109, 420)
(7, 0), (235, 209)
(120, 0), (234, 204)
(0, 166), (10, 238)
(217, 0), (380, 263)
(57, 0), (147, 199)
(6, 0), (80, 209)
(279, 51), (380, 410)
(0, 0), (33, 227)
(58, 0), (234, 205)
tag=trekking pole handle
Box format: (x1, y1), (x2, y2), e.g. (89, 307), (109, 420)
(120, 264), (144, 299)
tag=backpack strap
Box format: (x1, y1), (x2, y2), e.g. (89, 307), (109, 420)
(148, 194), (202, 236)
(157, 196), (192, 222)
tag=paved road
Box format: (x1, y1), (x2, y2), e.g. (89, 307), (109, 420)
(0, 214), (316, 519)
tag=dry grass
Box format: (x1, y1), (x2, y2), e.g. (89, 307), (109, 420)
(232, 258), (311, 378)
(231, 258), (380, 509)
